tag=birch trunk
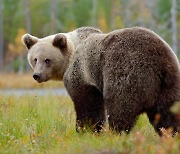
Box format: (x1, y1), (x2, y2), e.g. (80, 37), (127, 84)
(171, 0), (177, 55)
(24, 0), (31, 34)
(24, 0), (31, 72)
(0, 0), (4, 71)
(50, 0), (57, 34)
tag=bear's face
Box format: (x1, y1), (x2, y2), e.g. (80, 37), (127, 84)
(22, 34), (70, 83)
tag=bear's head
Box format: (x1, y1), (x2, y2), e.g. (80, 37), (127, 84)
(22, 33), (72, 83)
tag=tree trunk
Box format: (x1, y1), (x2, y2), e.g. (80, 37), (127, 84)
(24, 0), (31, 34)
(0, 0), (4, 71)
(171, 0), (177, 55)
(50, 0), (57, 34)
(147, 0), (155, 30)
(24, 0), (31, 72)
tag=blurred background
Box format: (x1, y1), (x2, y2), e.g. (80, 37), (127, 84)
(0, 0), (180, 89)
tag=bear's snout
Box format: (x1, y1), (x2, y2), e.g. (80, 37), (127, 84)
(33, 73), (41, 82)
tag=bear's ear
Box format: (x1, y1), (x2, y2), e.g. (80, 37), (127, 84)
(52, 34), (67, 50)
(21, 34), (38, 50)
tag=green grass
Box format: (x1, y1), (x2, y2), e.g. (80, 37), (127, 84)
(0, 95), (179, 154)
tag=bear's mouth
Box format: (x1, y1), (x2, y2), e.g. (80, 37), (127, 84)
(33, 73), (48, 83)
(36, 79), (43, 83)
(35, 78), (48, 83)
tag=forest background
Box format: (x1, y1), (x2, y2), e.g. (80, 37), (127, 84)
(0, 0), (180, 73)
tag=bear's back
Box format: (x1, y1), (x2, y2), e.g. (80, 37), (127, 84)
(101, 27), (180, 107)
(102, 27), (178, 70)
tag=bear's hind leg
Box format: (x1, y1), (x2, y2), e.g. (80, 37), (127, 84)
(105, 99), (139, 133)
(108, 112), (138, 133)
(147, 105), (179, 136)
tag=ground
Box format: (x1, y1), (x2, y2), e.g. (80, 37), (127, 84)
(0, 94), (179, 154)
(0, 73), (64, 89)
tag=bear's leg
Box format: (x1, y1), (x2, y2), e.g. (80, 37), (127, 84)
(107, 111), (138, 133)
(74, 86), (105, 132)
(105, 99), (139, 133)
(147, 106), (179, 136)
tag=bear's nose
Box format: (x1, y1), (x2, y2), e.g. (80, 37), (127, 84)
(33, 73), (41, 81)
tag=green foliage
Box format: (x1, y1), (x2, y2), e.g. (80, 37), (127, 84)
(10, 57), (26, 72)
(3, 0), (24, 46)
(72, 0), (93, 27)
(30, 0), (50, 36)
(157, 0), (171, 22)
(98, 0), (112, 28)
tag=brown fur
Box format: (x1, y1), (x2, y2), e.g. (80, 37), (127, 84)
(22, 27), (180, 135)
(101, 28), (180, 135)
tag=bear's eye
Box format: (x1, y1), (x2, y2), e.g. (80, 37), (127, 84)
(45, 59), (50, 64)
(34, 58), (37, 63)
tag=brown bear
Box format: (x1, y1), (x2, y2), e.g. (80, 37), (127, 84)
(22, 27), (180, 135)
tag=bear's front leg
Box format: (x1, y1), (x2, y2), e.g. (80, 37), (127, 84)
(72, 85), (105, 133)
